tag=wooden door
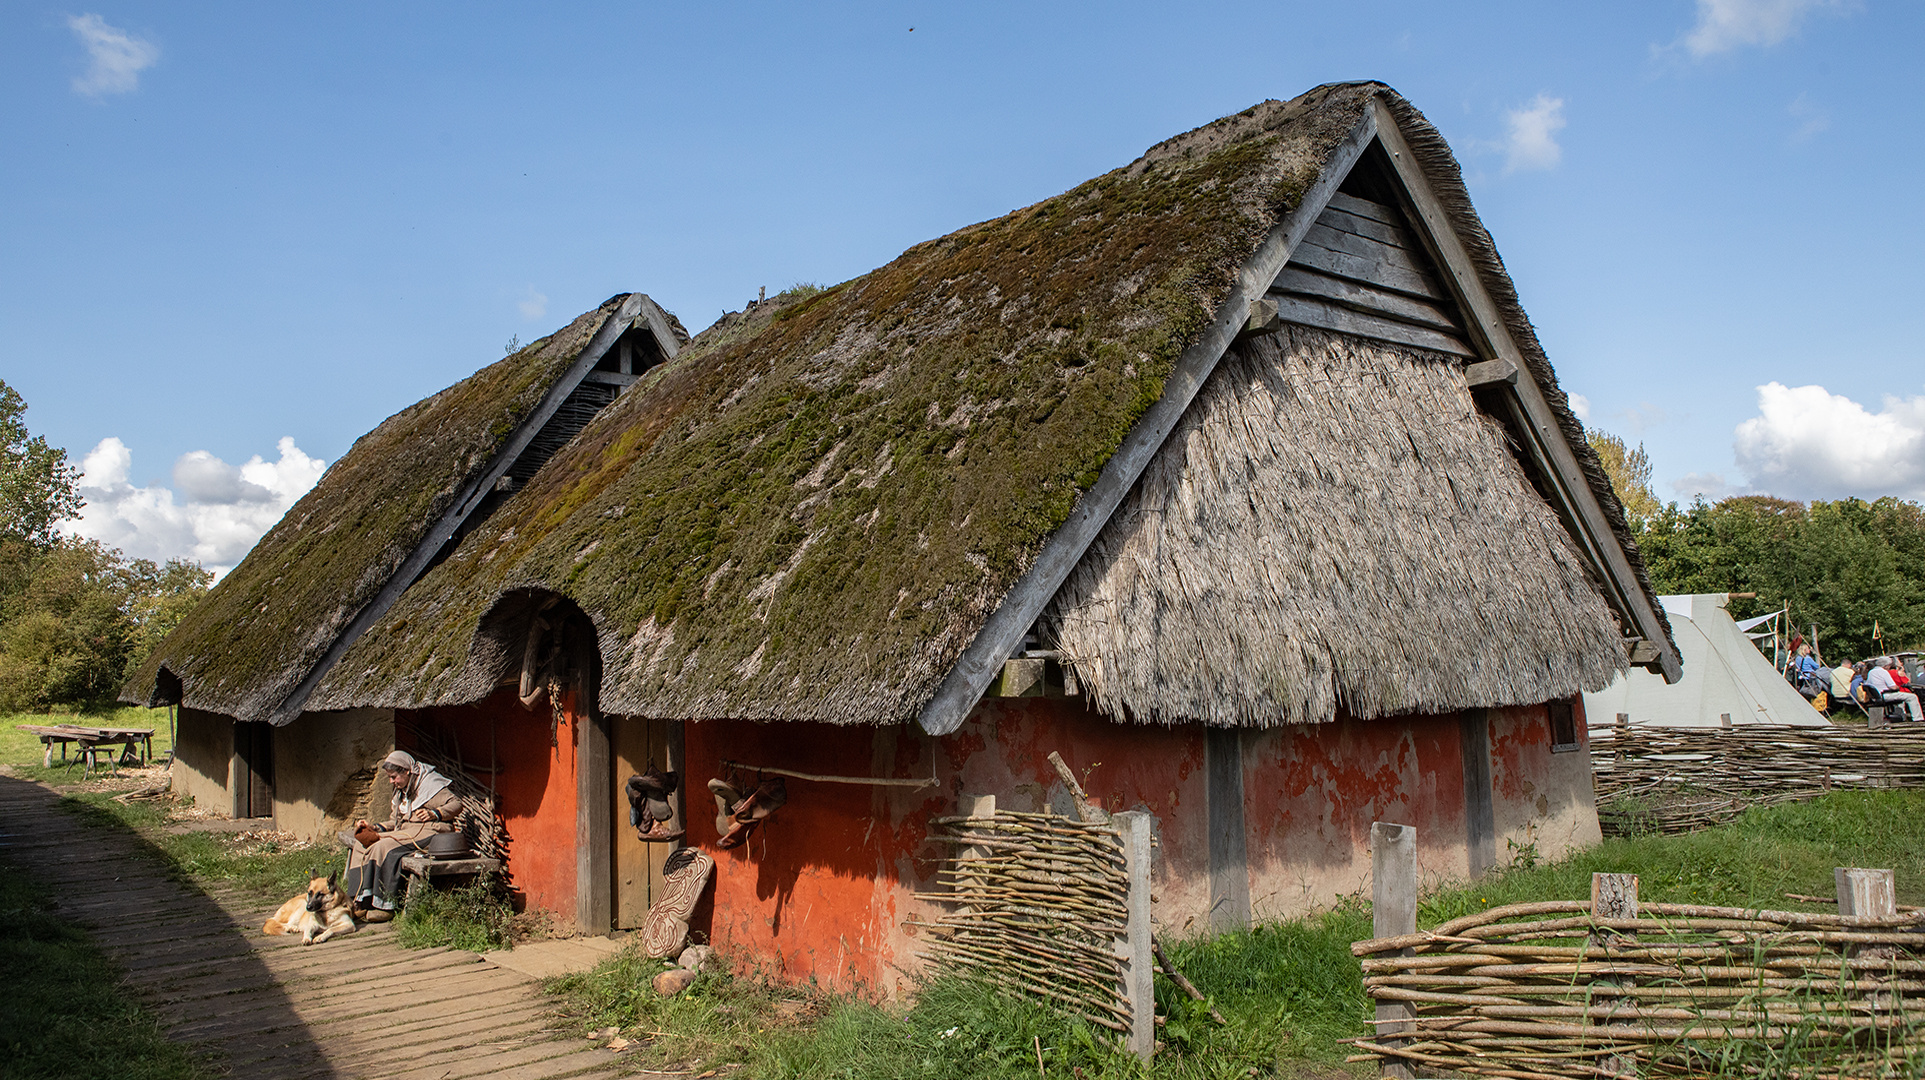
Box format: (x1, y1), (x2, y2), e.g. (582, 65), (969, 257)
(233, 722), (274, 819)
(611, 717), (677, 929)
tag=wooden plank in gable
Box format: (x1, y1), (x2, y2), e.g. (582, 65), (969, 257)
(1270, 267), (1461, 332)
(1326, 190), (1402, 225)
(1288, 239), (1443, 301)
(1268, 295), (1475, 357)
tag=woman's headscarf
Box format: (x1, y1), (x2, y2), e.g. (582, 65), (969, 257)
(382, 750), (454, 815)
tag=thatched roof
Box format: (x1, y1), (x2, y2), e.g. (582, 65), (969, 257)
(1047, 325), (1627, 728)
(140, 81), (1677, 731)
(121, 296), (655, 721)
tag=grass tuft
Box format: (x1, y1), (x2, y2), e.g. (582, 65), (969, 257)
(394, 872), (515, 952)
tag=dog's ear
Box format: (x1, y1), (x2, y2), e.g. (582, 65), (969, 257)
(327, 870), (340, 890)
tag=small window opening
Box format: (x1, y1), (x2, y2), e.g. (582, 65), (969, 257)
(1548, 700), (1580, 753)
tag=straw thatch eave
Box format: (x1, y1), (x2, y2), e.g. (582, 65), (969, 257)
(1045, 325), (1628, 728)
(120, 296), (639, 723)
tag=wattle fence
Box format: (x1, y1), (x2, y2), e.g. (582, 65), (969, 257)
(1590, 723), (1925, 835)
(1353, 862), (1925, 1079)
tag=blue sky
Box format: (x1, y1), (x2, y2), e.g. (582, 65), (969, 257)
(2, 1), (1920, 571)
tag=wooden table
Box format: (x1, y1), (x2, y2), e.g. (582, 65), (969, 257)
(20, 724), (156, 772)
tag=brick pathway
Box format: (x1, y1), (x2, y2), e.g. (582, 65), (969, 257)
(0, 774), (638, 1080)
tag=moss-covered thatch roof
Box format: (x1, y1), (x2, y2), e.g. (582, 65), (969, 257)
(121, 297), (632, 721)
(142, 81), (1676, 731)
(314, 84), (1384, 722)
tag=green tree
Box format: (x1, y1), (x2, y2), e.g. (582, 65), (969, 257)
(1634, 495), (1925, 658)
(0, 380), (82, 550)
(1586, 429), (1661, 526)
(0, 538), (212, 712)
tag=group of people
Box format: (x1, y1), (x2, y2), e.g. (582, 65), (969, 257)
(1792, 644), (1922, 723)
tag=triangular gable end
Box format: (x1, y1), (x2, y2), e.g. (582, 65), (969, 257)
(263, 293), (685, 725)
(914, 99), (1678, 737)
(1353, 99), (1678, 684)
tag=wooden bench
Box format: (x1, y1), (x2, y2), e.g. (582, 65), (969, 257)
(20, 724), (155, 772)
(398, 854), (502, 884)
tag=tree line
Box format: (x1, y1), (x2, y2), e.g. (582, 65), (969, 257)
(0, 379), (211, 712)
(1590, 431), (1925, 660)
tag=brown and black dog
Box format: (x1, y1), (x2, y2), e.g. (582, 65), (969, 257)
(263, 872), (358, 945)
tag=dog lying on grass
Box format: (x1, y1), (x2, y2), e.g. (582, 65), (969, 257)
(263, 872), (358, 945)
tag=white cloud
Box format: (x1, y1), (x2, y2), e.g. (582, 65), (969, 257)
(64, 437), (328, 578)
(1732, 382), (1925, 501)
(1788, 94), (1830, 141)
(518, 286), (548, 320)
(1672, 472), (1733, 501)
(1674, 0), (1846, 57)
(67, 14), (158, 98)
(1503, 95), (1566, 174)
(1568, 393), (1591, 422)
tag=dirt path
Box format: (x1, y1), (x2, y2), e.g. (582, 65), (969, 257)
(0, 775), (636, 1080)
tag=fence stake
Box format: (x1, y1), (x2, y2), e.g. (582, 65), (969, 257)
(1591, 873), (1639, 1077)
(1371, 822), (1417, 1080)
(1720, 712), (1732, 728)
(1836, 867), (1896, 918)
(1113, 810), (1154, 1062)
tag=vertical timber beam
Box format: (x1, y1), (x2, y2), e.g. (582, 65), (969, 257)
(577, 698), (612, 934)
(1460, 710), (1495, 877)
(1372, 822), (1418, 1080)
(1113, 811), (1154, 1063)
(1206, 727), (1250, 931)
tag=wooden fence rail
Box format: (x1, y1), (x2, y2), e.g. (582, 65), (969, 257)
(1352, 871), (1925, 1079)
(1591, 723), (1925, 835)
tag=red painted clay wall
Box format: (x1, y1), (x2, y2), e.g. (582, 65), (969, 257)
(1241, 713), (1471, 920)
(407, 690), (1594, 995)
(401, 687), (580, 916)
(680, 698), (1596, 995)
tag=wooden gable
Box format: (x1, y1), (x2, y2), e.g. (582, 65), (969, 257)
(1268, 160), (1474, 358)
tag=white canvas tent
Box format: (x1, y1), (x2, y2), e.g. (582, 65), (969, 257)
(1583, 594), (1828, 729)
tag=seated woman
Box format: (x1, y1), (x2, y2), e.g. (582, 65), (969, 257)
(344, 751), (462, 921)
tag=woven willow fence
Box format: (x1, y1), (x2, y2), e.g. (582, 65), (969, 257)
(914, 809), (1136, 1035)
(1352, 889), (1925, 1078)
(1591, 724), (1925, 836)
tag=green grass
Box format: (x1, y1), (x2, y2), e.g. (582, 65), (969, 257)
(394, 872), (515, 951)
(0, 857), (210, 1080)
(548, 790), (1925, 1079)
(1, 707), (178, 785)
(58, 793), (334, 903)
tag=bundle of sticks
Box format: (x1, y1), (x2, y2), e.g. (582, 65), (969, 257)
(400, 724), (507, 860)
(1591, 724), (1925, 835)
(914, 809), (1132, 1033)
(1351, 900), (1925, 1078)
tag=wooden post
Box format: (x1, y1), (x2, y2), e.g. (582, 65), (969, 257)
(1372, 822), (1417, 1080)
(1205, 728), (1250, 931)
(1591, 873), (1638, 1077)
(1836, 868), (1896, 918)
(576, 697), (612, 934)
(1719, 713), (1732, 729)
(1113, 811), (1154, 1062)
